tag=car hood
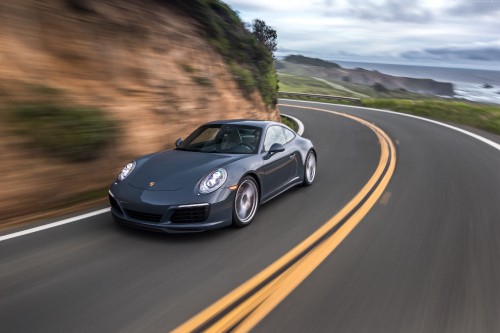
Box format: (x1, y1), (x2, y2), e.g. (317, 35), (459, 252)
(128, 150), (247, 191)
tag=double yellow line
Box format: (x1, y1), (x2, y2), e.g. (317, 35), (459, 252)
(173, 105), (397, 333)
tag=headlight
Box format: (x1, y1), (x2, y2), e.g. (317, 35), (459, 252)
(199, 168), (227, 194)
(118, 161), (136, 182)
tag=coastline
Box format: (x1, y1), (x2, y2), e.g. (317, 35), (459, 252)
(334, 60), (500, 104)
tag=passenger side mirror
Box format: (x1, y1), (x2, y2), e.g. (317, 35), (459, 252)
(175, 138), (183, 148)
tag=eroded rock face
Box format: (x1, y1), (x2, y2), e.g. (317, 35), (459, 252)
(347, 68), (454, 96)
(0, 0), (279, 223)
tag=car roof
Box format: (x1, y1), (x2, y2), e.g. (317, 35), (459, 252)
(205, 119), (283, 129)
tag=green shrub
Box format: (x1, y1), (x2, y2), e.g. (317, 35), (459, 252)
(192, 76), (213, 87)
(11, 103), (117, 161)
(180, 62), (197, 73)
(281, 115), (298, 131)
(229, 62), (255, 94)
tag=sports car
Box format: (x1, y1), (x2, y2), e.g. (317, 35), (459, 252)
(109, 119), (316, 232)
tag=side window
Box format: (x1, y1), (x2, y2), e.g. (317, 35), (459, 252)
(263, 126), (287, 151)
(283, 127), (296, 143)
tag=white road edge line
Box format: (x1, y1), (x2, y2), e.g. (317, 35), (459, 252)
(280, 99), (500, 152)
(0, 208), (110, 242)
(281, 113), (305, 136)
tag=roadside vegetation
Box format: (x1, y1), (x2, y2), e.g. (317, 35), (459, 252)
(278, 72), (500, 135)
(361, 99), (500, 134)
(7, 86), (117, 161)
(11, 102), (116, 161)
(169, 0), (278, 107)
(281, 115), (299, 132)
(179, 62), (214, 87)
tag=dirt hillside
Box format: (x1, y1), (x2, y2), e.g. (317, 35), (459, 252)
(0, 0), (279, 226)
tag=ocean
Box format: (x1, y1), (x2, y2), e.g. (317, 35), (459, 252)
(334, 61), (500, 104)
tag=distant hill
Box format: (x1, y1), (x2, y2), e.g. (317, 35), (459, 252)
(278, 55), (454, 97)
(284, 55), (341, 69)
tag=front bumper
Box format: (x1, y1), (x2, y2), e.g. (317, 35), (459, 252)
(109, 182), (235, 232)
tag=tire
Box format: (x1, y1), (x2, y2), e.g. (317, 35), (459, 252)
(303, 150), (316, 186)
(232, 176), (259, 227)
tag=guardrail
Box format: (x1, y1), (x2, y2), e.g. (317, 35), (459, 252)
(279, 91), (361, 104)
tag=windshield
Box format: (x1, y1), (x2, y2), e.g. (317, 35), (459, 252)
(178, 124), (262, 154)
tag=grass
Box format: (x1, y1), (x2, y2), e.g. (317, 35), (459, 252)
(361, 99), (500, 135)
(278, 72), (429, 99)
(278, 73), (348, 96)
(279, 94), (361, 106)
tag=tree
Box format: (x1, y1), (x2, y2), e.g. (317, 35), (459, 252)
(251, 19), (277, 56)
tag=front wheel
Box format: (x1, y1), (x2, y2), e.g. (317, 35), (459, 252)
(232, 176), (259, 227)
(303, 150), (316, 186)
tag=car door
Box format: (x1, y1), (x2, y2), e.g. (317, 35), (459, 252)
(282, 126), (299, 180)
(260, 125), (297, 201)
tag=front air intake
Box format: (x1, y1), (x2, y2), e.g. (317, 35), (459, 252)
(171, 204), (210, 223)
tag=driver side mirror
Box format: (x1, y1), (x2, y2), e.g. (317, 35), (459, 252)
(175, 138), (183, 148)
(265, 143), (285, 159)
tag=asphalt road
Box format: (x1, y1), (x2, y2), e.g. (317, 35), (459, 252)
(1, 100), (500, 332)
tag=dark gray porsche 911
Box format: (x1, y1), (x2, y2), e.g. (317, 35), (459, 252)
(109, 119), (316, 232)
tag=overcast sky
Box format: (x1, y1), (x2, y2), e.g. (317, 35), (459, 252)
(224, 0), (500, 69)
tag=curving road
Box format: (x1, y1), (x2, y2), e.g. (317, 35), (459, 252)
(1, 100), (500, 332)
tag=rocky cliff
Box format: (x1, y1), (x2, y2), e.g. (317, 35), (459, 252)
(344, 68), (455, 96)
(0, 0), (279, 225)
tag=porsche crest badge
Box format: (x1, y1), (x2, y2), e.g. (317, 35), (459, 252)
(149, 181), (155, 187)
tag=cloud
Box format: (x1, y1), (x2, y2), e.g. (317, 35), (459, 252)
(322, 0), (434, 23)
(355, 0), (433, 23)
(401, 46), (500, 61)
(447, 0), (500, 17)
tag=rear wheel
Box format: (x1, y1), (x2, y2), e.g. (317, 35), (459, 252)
(232, 176), (259, 227)
(303, 150), (316, 186)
